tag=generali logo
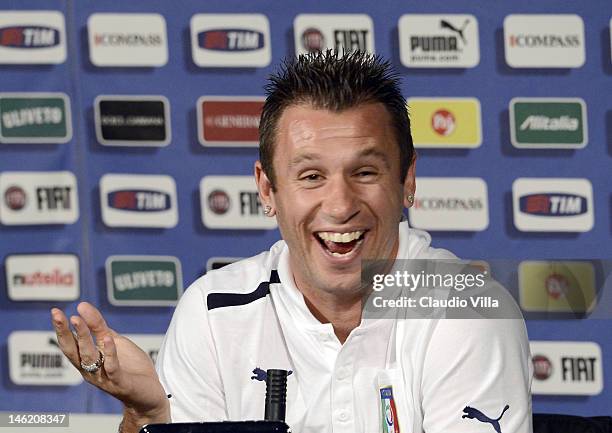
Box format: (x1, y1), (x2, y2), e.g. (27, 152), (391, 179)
(197, 96), (264, 147)
(8, 331), (83, 385)
(0, 171), (78, 225)
(504, 14), (585, 68)
(293, 14), (375, 56)
(88, 13), (168, 67)
(529, 341), (603, 395)
(512, 178), (594, 232)
(0, 11), (66, 64)
(200, 176), (277, 230)
(5, 253), (79, 301)
(100, 174), (178, 228)
(407, 97), (481, 148)
(190, 14), (271, 67)
(408, 177), (489, 231)
(398, 14), (480, 68)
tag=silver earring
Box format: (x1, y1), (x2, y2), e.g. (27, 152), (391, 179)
(264, 205), (273, 216)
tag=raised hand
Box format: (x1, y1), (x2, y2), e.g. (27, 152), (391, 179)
(50, 302), (170, 428)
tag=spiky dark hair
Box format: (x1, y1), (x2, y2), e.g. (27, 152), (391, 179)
(259, 50), (414, 189)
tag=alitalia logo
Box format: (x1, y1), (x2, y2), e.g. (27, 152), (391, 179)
(510, 98), (587, 149)
(520, 115), (578, 131)
(106, 256), (183, 306)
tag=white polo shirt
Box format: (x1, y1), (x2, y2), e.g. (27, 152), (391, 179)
(156, 222), (533, 433)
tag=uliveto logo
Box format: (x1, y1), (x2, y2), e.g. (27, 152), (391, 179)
(408, 177), (489, 231)
(398, 14), (480, 68)
(293, 14), (375, 56)
(504, 14), (585, 68)
(106, 256), (183, 306)
(191, 14), (271, 67)
(529, 341), (602, 395)
(200, 176), (277, 230)
(512, 178), (593, 232)
(88, 13), (168, 67)
(197, 96), (264, 147)
(6, 253), (80, 301)
(0, 171), (78, 225)
(0, 92), (72, 143)
(100, 174), (178, 228)
(0, 11), (66, 64)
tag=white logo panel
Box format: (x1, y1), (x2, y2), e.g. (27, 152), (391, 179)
(0, 171), (78, 225)
(8, 331), (83, 385)
(512, 178), (593, 232)
(530, 341), (603, 395)
(200, 176), (277, 230)
(398, 14), (479, 68)
(100, 174), (178, 228)
(88, 13), (168, 67)
(190, 14), (271, 67)
(293, 14), (375, 56)
(504, 14), (585, 68)
(6, 254), (79, 301)
(408, 177), (489, 231)
(0, 11), (66, 64)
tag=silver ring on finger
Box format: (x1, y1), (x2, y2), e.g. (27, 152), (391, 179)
(80, 350), (105, 373)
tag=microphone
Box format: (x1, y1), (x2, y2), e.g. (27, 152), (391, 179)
(264, 369), (288, 422)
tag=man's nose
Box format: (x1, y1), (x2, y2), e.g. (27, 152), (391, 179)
(321, 176), (360, 223)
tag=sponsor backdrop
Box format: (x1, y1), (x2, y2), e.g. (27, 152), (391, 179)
(0, 0), (610, 425)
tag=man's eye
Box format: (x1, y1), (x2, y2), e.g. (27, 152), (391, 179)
(301, 173), (321, 181)
(356, 170), (376, 177)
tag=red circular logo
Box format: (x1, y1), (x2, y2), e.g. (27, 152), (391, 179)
(545, 273), (569, 300)
(4, 186), (26, 210)
(431, 109), (456, 136)
(302, 28), (325, 53)
(207, 190), (230, 215)
(532, 354), (553, 380)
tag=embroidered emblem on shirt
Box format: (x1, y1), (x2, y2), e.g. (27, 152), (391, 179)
(250, 367), (293, 381)
(380, 386), (400, 433)
(462, 405), (510, 433)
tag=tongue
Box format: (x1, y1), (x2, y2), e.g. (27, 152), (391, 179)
(324, 239), (358, 254)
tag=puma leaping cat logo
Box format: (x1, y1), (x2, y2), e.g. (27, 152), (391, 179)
(462, 405), (509, 433)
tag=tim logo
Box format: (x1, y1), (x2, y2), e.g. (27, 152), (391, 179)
(108, 190), (170, 212)
(0, 26), (60, 48)
(462, 405), (509, 433)
(198, 29), (264, 51)
(519, 193), (587, 216)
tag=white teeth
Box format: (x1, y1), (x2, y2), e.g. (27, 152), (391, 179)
(317, 231), (364, 243)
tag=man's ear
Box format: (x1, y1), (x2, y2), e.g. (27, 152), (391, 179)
(254, 160), (275, 209)
(402, 154), (417, 208)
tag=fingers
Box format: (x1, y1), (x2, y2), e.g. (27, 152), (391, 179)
(77, 302), (114, 340)
(50, 308), (80, 368)
(70, 315), (99, 365)
(101, 335), (120, 379)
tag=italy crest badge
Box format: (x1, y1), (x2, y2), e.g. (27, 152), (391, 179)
(380, 386), (400, 433)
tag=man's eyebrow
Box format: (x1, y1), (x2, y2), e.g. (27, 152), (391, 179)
(289, 153), (321, 167)
(358, 148), (392, 168)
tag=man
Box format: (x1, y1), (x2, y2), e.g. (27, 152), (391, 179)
(51, 51), (532, 433)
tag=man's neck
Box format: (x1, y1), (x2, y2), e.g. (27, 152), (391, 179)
(298, 284), (364, 344)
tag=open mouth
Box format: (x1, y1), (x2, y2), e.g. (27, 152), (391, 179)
(315, 230), (366, 257)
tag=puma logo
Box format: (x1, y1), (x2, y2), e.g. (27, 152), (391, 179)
(440, 19), (470, 44)
(462, 405), (509, 433)
(250, 367), (293, 382)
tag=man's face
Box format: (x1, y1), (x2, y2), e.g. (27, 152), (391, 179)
(256, 103), (415, 298)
